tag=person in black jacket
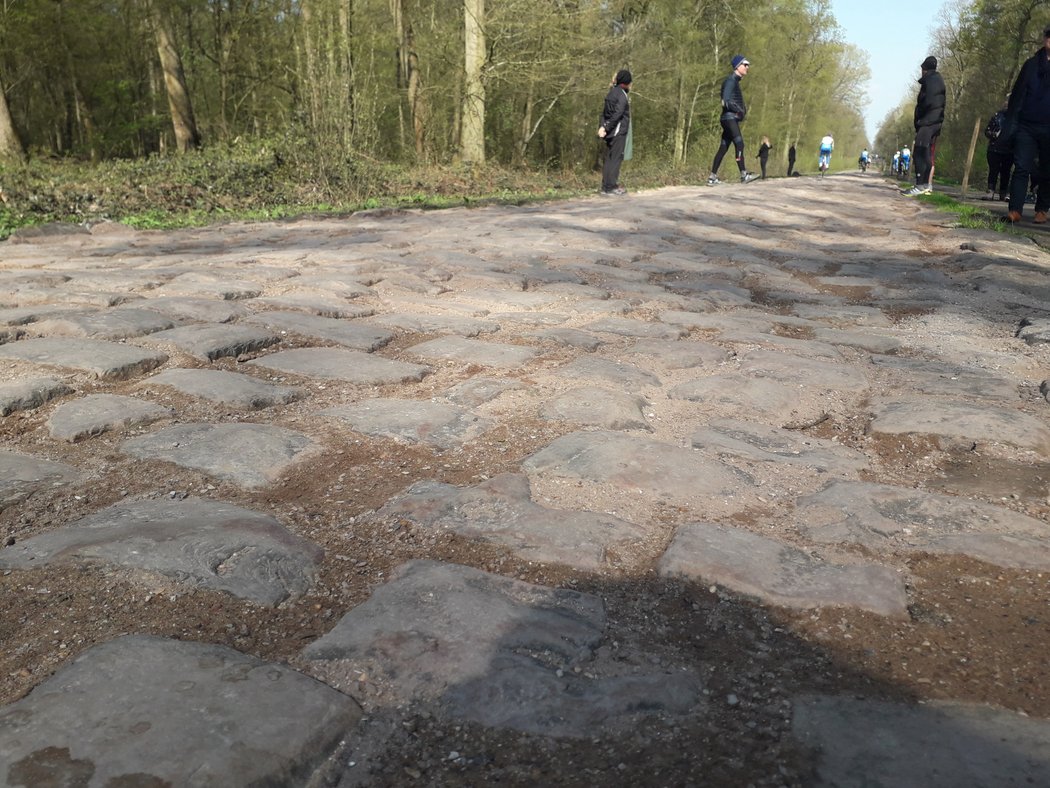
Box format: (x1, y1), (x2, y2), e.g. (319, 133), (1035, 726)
(708, 55), (757, 185)
(758, 136), (771, 178)
(904, 55), (946, 195)
(787, 142), (797, 176)
(983, 99), (1012, 201)
(1002, 26), (1050, 224)
(597, 69), (632, 196)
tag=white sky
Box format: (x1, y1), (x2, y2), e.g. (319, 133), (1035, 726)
(829, 1), (946, 142)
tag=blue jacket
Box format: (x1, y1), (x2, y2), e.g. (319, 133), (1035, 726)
(720, 74), (746, 121)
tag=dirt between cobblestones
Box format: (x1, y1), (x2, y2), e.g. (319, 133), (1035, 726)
(2, 177), (1050, 786)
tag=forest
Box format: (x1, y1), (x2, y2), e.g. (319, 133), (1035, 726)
(0, 0), (1045, 230)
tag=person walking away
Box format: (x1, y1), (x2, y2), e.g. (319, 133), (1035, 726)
(758, 136), (771, 178)
(1001, 26), (1050, 223)
(787, 142), (797, 176)
(708, 55), (757, 184)
(904, 56), (946, 195)
(984, 99), (1012, 200)
(597, 70), (632, 196)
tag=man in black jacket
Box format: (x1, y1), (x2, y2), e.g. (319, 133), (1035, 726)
(708, 55), (757, 185)
(1002, 26), (1050, 224)
(597, 70), (631, 196)
(904, 55), (946, 196)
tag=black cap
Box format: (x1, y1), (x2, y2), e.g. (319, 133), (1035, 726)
(616, 69), (632, 85)
(921, 56), (937, 70)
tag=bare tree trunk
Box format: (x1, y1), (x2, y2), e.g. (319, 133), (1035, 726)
(339, 0), (356, 145)
(673, 70), (686, 167)
(0, 85), (24, 162)
(151, 0), (201, 152)
(460, 0), (485, 164)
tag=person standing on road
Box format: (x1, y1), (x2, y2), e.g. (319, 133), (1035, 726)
(758, 136), (772, 178)
(984, 98), (1012, 201)
(597, 69), (632, 196)
(787, 142), (797, 176)
(1002, 26), (1050, 224)
(904, 56), (946, 196)
(708, 55), (757, 185)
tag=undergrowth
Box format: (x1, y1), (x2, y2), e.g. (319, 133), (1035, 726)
(0, 139), (698, 240)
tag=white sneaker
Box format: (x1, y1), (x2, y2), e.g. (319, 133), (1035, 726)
(707, 175), (721, 185)
(741, 172), (757, 183)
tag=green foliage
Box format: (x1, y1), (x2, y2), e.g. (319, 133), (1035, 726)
(919, 191), (1008, 232)
(0, 0), (872, 179)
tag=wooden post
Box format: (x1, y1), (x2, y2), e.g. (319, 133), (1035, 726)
(961, 116), (982, 195)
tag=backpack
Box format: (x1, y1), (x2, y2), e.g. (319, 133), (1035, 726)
(985, 112), (1004, 141)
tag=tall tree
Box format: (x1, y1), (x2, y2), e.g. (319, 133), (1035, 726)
(460, 0), (485, 163)
(0, 83), (24, 161)
(150, 0), (200, 152)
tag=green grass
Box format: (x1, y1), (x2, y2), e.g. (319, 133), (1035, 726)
(918, 191), (1007, 231)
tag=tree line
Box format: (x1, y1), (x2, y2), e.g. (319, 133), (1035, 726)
(875, 0), (1050, 185)
(0, 0), (870, 176)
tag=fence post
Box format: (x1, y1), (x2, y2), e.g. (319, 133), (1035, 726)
(961, 116), (982, 194)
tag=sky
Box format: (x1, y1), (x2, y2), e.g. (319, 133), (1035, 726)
(829, 0), (946, 144)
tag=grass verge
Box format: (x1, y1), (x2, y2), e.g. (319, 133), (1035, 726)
(918, 191), (1008, 231)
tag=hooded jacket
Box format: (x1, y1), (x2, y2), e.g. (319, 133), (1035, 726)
(914, 69), (946, 129)
(1007, 48), (1050, 127)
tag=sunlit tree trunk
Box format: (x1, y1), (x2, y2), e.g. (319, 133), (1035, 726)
(0, 85), (24, 162)
(460, 0), (485, 163)
(151, 0), (200, 152)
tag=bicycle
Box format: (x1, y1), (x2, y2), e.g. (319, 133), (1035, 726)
(819, 151), (831, 178)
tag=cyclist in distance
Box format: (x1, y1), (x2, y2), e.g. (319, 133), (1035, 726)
(819, 133), (834, 175)
(859, 148), (869, 171)
(900, 145), (911, 177)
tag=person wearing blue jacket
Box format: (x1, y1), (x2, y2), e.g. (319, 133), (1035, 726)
(597, 69), (632, 196)
(707, 55), (757, 185)
(1002, 26), (1050, 223)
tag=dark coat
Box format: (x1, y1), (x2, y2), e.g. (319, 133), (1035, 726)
(914, 70), (946, 129)
(720, 74), (746, 121)
(1007, 48), (1050, 127)
(601, 86), (631, 139)
(758, 142), (771, 160)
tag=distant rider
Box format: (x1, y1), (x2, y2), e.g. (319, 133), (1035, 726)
(819, 133), (834, 171)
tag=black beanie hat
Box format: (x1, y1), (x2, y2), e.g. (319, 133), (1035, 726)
(921, 56), (937, 70)
(616, 69), (632, 85)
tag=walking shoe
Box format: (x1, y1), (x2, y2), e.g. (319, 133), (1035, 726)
(981, 190), (995, 201)
(999, 210), (1023, 224)
(741, 171), (757, 183)
(610, 187), (627, 196)
(1035, 211), (1048, 224)
(707, 175), (721, 185)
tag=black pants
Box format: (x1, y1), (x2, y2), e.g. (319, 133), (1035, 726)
(787, 158), (795, 176)
(1009, 120), (1050, 213)
(602, 133), (626, 192)
(711, 118), (745, 175)
(986, 149), (1012, 194)
(913, 123), (941, 185)
(759, 156), (768, 178)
